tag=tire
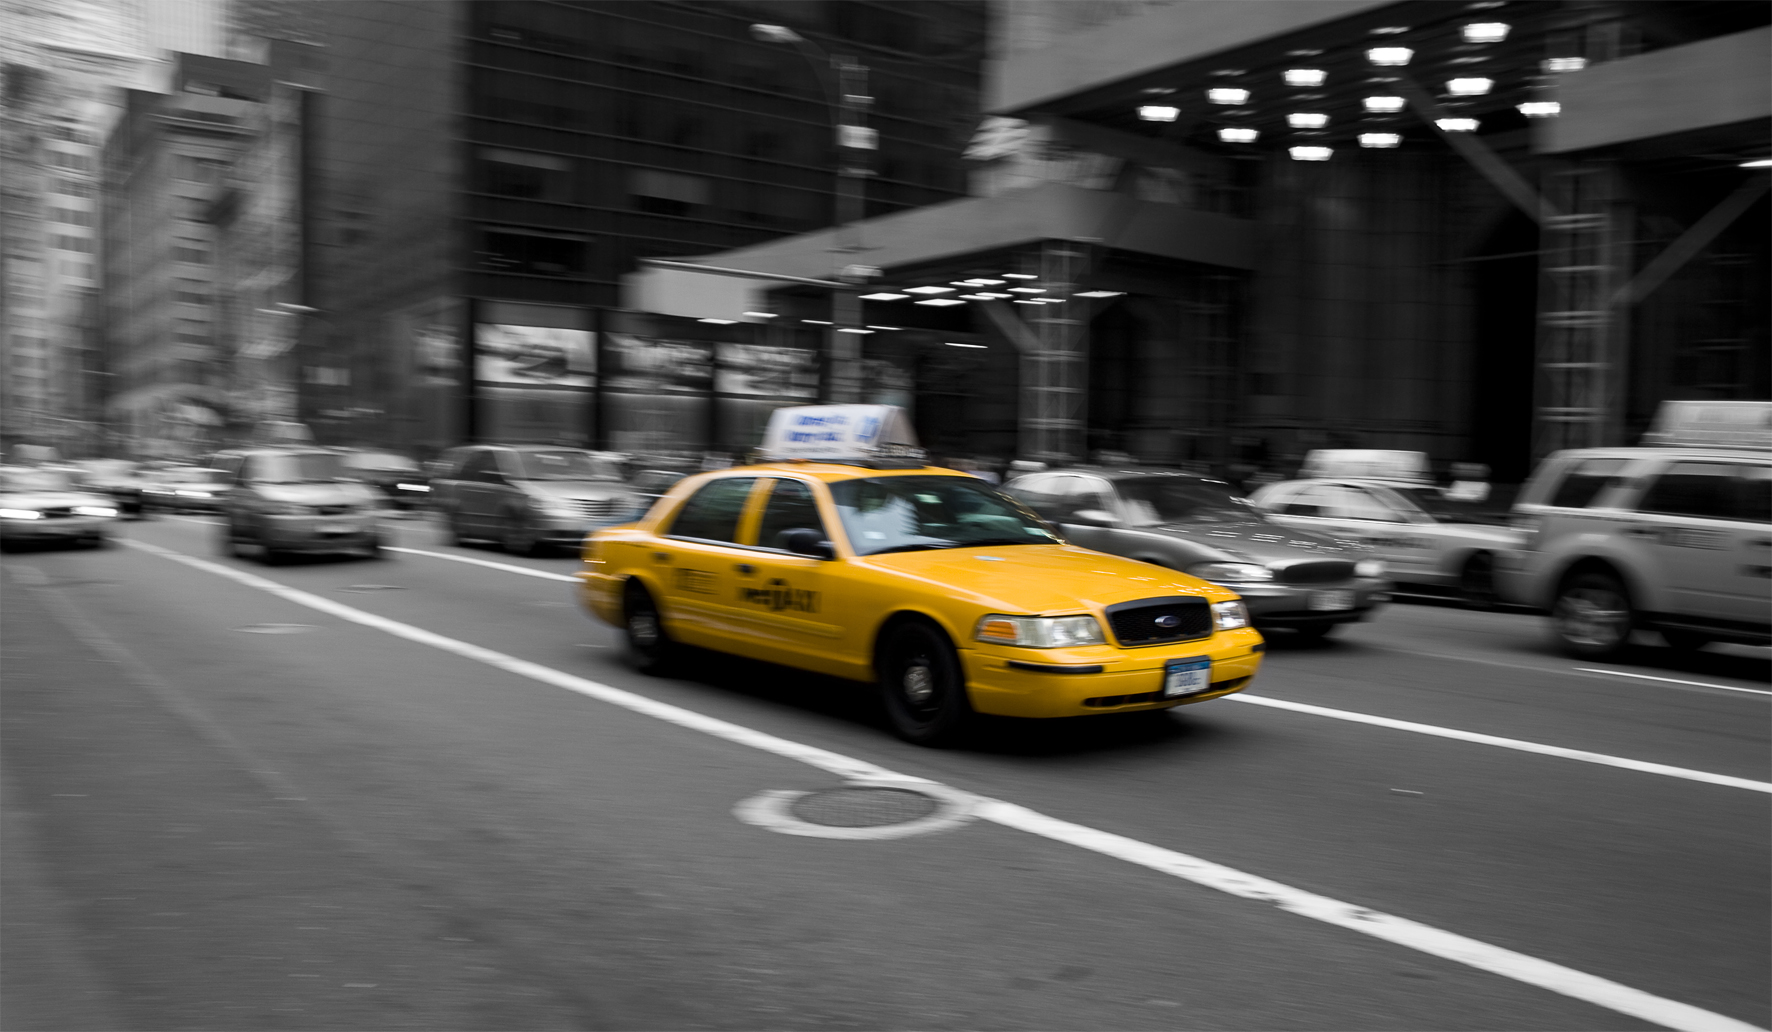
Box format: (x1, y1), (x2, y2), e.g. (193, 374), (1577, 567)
(1460, 552), (1499, 610)
(623, 581), (678, 674)
(502, 511), (543, 557)
(1661, 629), (1711, 652)
(444, 510), (469, 547)
(1290, 624), (1336, 641)
(1552, 571), (1634, 659)
(219, 523), (241, 558)
(361, 534), (387, 561)
(86, 535), (111, 550)
(877, 620), (972, 746)
(257, 528), (286, 566)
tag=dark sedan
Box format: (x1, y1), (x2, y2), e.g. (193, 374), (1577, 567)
(1004, 468), (1390, 638)
(338, 449), (432, 510)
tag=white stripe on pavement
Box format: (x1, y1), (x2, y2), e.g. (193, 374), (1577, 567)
(1228, 694), (1770, 793)
(1575, 668), (1772, 697)
(385, 546), (580, 584)
(120, 537), (1766, 1032)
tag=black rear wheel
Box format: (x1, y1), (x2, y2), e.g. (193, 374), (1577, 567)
(878, 620), (972, 746)
(623, 582), (678, 674)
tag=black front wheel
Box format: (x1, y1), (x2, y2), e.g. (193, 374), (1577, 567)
(502, 512), (543, 557)
(878, 621), (972, 746)
(1552, 571), (1634, 659)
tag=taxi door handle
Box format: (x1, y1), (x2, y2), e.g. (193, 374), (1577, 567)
(734, 563), (754, 576)
(652, 551), (672, 563)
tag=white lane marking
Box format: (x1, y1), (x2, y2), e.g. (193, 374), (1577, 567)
(120, 537), (1767, 1032)
(1228, 695), (1770, 794)
(1576, 668), (1772, 697)
(384, 546), (579, 584)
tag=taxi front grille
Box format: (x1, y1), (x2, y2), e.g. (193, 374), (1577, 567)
(1104, 597), (1211, 647)
(1275, 560), (1355, 584)
(568, 497), (625, 519)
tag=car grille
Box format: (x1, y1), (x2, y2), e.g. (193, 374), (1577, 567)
(1104, 597), (1212, 647)
(1275, 560), (1355, 584)
(313, 504), (357, 516)
(568, 497), (626, 520)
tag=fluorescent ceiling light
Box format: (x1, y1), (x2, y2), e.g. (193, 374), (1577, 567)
(1367, 46), (1412, 67)
(865, 325), (902, 331)
(1139, 105), (1179, 122)
(1435, 117), (1479, 132)
(1206, 87), (1250, 105)
(742, 311), (777, 318)
(858, 292), (908, 301)
(952, 280), (991, 286)
(958, 294), (994, 301)
(802, 319), (832, 325)
(1359, 132), (1401, 149)
(944, 342), (987, 348)
(1012, 299), (1044, 304)
(1446, 77), (1493, 97)
(1287, 112), (1329, 129)
(1075, 290), (1124, 298)
(905, 285), (955, 294)
(1461, 22), (1510, 43)
(697, 318), (737, 324)
(1007, 286), (1045, 293)
(1517, 101), (1560, 118)
(1371, 26), (1410, 35)
(1217, 127), (1259, 143)
(970, 278), (1005, 285)
(1289, 145), (1333, 161)
(1001, 273), (1038, 279)
(836, 327), (873, 334)
(1542, 57), (1587, 73)
(1741, 158), (1772, 168)
(1141, 87), (1175, 96)
(1282, 68), (1326, 87)
(1363, 95), (1405, 113)
(970, 292), (1012, 299)
(914, 298), (966, 307)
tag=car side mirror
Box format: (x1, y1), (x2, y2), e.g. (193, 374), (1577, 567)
(1068, 508), (1119, 527)
(779, 527), (835, 559)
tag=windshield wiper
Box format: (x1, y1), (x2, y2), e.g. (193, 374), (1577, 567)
(957, 537), (1046, 547)
(868, 542), (956, 555)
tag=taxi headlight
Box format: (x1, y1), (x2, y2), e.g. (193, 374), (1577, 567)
(1212, 600), (1250, 631)
(1355, 559), (1385, 578)
(175, 489), (211, 497)
(396, 482), (430, 492)
(975, 614), (1105, 648)
(0, 508), (43, 520)
(73, 505), (118, 517)
(1187, 561), (1273, 583)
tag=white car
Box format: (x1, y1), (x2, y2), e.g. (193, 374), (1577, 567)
(0, 466), (120, 549)
(1248, 478), (1521, 604)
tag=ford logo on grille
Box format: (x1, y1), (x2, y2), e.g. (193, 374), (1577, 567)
(1154, 614), (1180, 629)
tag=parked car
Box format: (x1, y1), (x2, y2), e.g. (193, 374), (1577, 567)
(1003, 468), (1388, 638)
(0, 466), (119, 549)
(629, 468), (691, 514)
(431, 445), (643, 556)
(1248, 478), (1522, 605)
(210, 447), (388, 563)
(140, 466), (232, 514)
(1497, 422), (1770, 657)
(71, 458), (151, 518)
(337, 449), (432, 510)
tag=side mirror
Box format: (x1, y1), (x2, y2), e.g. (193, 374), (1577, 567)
(779, 527), (835, 559)
(1068, 508), (1120, 527)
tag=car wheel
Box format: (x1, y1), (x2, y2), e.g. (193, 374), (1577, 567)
(443, 510), (469, 547)
(86, 535), (111, 549)
(1661, 629), (1711, 652)
(1552, 571), (1634, 659)
(623, 581), (678, 674)
(218, 523), (241, 558)
(502, 512), (543, 557)
(878, 620), (972, 746)
(257, 528), (285, 566)
(1460, 552), (1499, 610)
(361, 534), (387, 561)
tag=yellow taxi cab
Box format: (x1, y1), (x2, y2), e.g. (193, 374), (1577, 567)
(577, 406), (1264, 744)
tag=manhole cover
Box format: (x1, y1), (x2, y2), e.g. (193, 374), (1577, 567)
(339, 584), (405, 593)
(233, 624), (317, 634)
(790, 787), (939, 828)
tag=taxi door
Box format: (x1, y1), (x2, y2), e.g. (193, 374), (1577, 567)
(651, 476), (765, 648)
(730, 477), (842, 665)
(1626, 459), (1772, 624)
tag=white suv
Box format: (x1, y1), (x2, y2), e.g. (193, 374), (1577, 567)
(1497, 446), (1771, 658)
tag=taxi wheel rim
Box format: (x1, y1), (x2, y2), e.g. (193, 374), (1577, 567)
(629, 610), (660, 648)
(1557, 587), (1628, 646)
(902, 661), (937, 709)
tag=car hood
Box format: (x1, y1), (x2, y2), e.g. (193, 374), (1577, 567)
(256, 482), (380, 505)
(1124, 519), (1365, 563)
(0, 490), (117, 510)
(861, 544), (1236, 615)
(519, 480), (632, 502)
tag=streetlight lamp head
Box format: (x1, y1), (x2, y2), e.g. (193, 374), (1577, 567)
(750, 24), (803, 44)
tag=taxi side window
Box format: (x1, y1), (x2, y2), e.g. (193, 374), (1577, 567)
(755, 479), (826, 550)
(1004, 474), (1063, 520)
(1276, 485), (1327, 517)
(458, 451), (499, 483)
(1322, 485), (1398, 522)
(1637, 462), (1759, 522)
(668, 477), (757, 543)
(1548, 458), (1630, 508)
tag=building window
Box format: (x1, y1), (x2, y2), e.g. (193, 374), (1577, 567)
(175, 156), (226, 183)
(176, 196), (210, 221)
(59, 260), (93, 280)
(175, 280), (209, 304)
(475, 148), (574, 201)
(52, 178), (94, 198)
(48, 125), (97, 145)
(51, 235), (94, 253)
(173, 242), (210, 264)
(50, 207), (94, 227)
(629, 169), (710, 217)
(48, 151), (93, 172)
(477, 230), (587, 276)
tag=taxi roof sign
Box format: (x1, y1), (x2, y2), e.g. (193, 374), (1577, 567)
(760, 405), (925, 464)
(1641, 400), (1772, 450)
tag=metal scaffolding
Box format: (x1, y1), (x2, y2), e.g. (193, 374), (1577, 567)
(1020, 240), (1091, 463)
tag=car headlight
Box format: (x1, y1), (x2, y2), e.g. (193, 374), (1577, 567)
(73, 505), (117, 517)
(1186, 561), (1273, 583)
(1355, 559), (1385, 578)
(975, 614), (1106, 648)
(1212, 600), (1250, 631)
(395, 483), (430, 492)
(175, 489), (211, 497)
(0, 508), (43, 520)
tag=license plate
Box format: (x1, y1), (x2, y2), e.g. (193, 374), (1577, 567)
(1163, 657), (1212, 698)
(1311, 590), (1355, 611)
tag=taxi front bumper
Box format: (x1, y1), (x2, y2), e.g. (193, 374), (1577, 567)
(964, 627), (1265, 718)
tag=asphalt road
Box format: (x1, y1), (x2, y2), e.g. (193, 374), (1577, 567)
(4, 513), (1767, 1031)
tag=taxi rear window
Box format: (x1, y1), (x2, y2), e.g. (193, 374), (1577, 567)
(667, 477), (756, 542)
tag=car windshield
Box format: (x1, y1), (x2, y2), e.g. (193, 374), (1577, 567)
(1, 469), (72, 492)
(160, 468), (230, 485)
(829, 475), (1060, 556)
(343, 452), (418, 472)
(513, 450), (621, 481)
(252, 453), (348, 483)
(1117, 477), (1263, 525)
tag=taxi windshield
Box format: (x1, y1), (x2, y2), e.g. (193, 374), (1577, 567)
(830, 475), (1059, 556)
(1117, 477), (1262, 525)
(513, 450), (621, 481)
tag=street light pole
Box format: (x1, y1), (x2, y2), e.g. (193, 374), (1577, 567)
(751, 24), (874, 404)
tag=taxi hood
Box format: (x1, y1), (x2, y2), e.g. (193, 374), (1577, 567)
(861, 544), (1235, 615)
